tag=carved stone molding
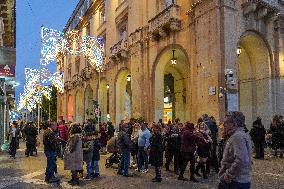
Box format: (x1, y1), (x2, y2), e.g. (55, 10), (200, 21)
(110, 39), (129, 62)
(242, 0), (279, 18)
(148, 4), (181, 41)
(80, 66), (93, 81)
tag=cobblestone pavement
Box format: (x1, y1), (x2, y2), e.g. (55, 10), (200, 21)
(0, 141), (284, 189)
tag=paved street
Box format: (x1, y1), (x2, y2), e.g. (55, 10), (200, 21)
(0, 140), (284, 189)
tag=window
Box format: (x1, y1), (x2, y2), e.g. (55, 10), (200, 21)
(75, 57), (80, 73)
(99, 8), (106, 25)
(118, 24), (127, 41)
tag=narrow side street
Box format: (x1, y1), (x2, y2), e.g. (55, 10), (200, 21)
(0, 139), (284, 189)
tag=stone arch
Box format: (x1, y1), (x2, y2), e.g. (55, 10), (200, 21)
(152, 44), (190, 123)
(84, 84), (94, 121)
(237, 30), (273, 127)
(114, 67), (131, 125)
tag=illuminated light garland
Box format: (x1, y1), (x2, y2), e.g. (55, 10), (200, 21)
(49, 72), (64, 94)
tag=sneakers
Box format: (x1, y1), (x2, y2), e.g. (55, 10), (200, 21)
(84, 175), (92, 180)
(92, 173), (100, 178)
(45, 176), (60, 183)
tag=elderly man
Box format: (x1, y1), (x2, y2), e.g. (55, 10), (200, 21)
(218, 111), (252, 189)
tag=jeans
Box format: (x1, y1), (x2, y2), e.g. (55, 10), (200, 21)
(165, 150), (179, 171)
(118, 152), (131, 175)
(137, 147), (149, 170)
(86, 160), (100, 176)
(60, 141), (66, 158)
(45, 151), (57, 180)
(218, 181), (251, 189)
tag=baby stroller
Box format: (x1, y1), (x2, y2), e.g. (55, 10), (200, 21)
(105, 152), (122, 168)
(105, 136), (121, 168)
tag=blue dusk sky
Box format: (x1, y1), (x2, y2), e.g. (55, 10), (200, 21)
(16, 0), (78, 98)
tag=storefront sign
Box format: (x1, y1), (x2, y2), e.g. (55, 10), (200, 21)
(0, 65), (15, 77)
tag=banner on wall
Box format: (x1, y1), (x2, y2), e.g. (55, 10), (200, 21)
(0, 65), (15, 77)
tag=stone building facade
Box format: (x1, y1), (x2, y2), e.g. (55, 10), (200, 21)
(57, 0), (284, 127)
(0, 0), (16, 144)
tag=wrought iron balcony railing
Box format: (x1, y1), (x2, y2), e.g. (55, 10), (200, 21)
(110, 39), (128, 62)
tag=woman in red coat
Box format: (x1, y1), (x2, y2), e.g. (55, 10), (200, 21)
(100, 123), (108, 153)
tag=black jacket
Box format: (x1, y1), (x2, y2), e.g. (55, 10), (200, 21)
(250, 121), (266, 143)
(117, 131), (133, 153)
(150, 133), (163, 166)
(92, 138), (101, 161)
(23, 125), (38, 144)
(43, 128), (57, 152)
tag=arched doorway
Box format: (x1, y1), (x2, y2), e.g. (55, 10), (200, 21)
(84, 85), (93, 121)
(115, 69), (132, 125)
(154, 47), (190, 123)
(237, 32), (272, 126)
(98, 80), (109, 123)
(67, 95), (74, 122)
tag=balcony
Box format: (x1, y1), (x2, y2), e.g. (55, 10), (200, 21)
(72, 73), (83, 88)
(148, 4), (181, 41)
(128, 26), (149, 47)
(64, 81), (72, 91)
(110, 39), (128, 62)
(242, 0), (279, 18)
(80, 66), (93, 81)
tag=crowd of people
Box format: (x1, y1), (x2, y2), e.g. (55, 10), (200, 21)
(4, 112), (284, 189)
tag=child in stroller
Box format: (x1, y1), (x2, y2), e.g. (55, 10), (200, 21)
(105, 136), (121, 168)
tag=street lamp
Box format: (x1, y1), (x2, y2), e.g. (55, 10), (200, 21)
(127, 75), (131, 82)
(237, 47), (242, 56)
(171, 49), (177, 65)
(106, 84), (109, 89)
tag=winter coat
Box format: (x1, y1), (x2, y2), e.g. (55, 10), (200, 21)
(150, 133), (163, 167)
(219, 127), (252, 183)
(43, 128), (57, 152)
(204, 120), (218, 144)
(117, 130), (133, 153)
(196, 132), (211, 158)
(64, 134), (83, 171)
(93, 139), (101, 161)
(180, 126), (203, 153)
(107, 124), (115, 140)
(23, 125), (38, 145)
(83, 140), (94, 162)
(164, 125), (180, 151)
(249, 122), (266, 143)
(57, 124), (68, 142)
(100, 127), (108, 147)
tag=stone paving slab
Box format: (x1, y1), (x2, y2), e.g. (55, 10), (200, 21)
(0, 141), (284, 188)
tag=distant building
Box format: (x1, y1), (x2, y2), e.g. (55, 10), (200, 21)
(57, 0), (284, 127)
(0, 0), (16, 144)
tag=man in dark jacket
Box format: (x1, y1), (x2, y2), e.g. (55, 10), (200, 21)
(178, 122), (203, 182)
(164, 123), (180, 173)
(23, 122), (38, 157)
(249, 117), (266, 159)
(203, 115), (219, 173)
(43, 123), (60, 183)
(117, 123), (133, 177)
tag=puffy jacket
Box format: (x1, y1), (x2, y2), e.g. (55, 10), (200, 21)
(117, 131), (133, 153)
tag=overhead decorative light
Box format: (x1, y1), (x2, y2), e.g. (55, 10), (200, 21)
(171, 49), (177, 65)
(106, 84), (109, 89)
(237, 47), (242, 56)
(164, 97), (169, 103)
(127, 75), (131, 82)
